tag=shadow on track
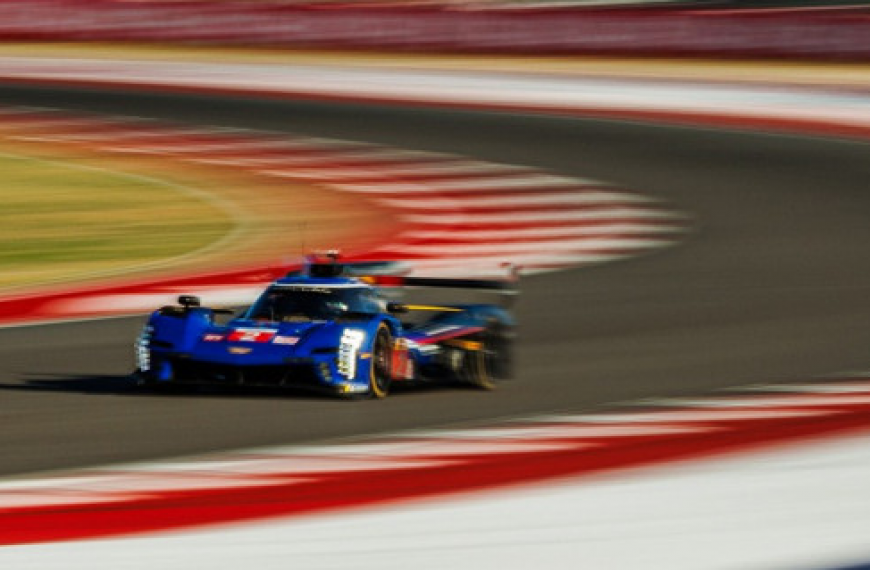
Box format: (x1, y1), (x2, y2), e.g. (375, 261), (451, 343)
(0, 374), (139, 395)
(0, 374), (475, 400)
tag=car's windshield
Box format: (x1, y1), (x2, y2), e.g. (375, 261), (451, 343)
(245, 285), (380, 322)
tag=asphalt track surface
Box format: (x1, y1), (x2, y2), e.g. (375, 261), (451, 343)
(1, 85), (869, 477)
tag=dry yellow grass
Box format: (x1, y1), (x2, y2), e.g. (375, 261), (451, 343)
(0, 126), (393, 293)
(0, 152), (233, 289)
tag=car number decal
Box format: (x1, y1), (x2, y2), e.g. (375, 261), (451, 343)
(227, 328), (277, 343)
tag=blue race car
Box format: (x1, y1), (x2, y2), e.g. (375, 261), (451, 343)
(134, 256), (516, 398)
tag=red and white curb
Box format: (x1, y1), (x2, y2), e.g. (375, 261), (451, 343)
(0, 105), (686, 325)
(3, 61), (870, 568)
(2, 377), (870, 568)
(1, 57), (870, 140)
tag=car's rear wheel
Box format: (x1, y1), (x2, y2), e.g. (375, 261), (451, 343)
(463, 349), (495, 390)
(484, 320), (514, 381)
(463, 320), (513, 390)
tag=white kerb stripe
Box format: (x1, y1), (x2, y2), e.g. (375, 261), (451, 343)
(331, 175), (592, 194)
(284, 439), (579, 458)
(401, 208), (682, 225)
(404, 224), (686, 240)
(639, 394), (870, 408)
(741, 383), (870, 394)
(523, 409), (835, 423)
(0, 117), (116, 129)
(107, 146), (388, 161)
(384, 239), (674, 257)
(385, 252), (623, 267)
(376, 191), (655, 210)
(111, 139), (303, 153)
(9, 127), (213, 142)
(341, 161), (530, 177)
(401, 424), (715, 440)
(252, 163), (532, 182)
(98, 455), (437, 475)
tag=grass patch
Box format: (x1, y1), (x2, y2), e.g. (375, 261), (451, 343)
(0, 153), (233, 289)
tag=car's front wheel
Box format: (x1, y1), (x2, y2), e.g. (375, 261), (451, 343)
(368, 324), (393, 398)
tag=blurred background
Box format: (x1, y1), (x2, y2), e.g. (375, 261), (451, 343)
(2, 1), (870, 568)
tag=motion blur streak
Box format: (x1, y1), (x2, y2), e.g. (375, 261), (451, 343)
(8, 429), (868, 570)
(0, 105), (684, 325)
(0, 23), (869, 569)
(2, 58), (870, 140)
(1, 378), (869, 546)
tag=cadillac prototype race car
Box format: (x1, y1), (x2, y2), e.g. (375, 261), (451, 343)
(134, 256), (516, 398)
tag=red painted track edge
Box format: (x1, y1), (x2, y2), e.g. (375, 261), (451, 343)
(3, 401), (870, 545)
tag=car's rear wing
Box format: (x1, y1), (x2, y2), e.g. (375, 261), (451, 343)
(290, 252), (519, 302)
(360, 265), (519, 308)
(363, 274), (517, 293)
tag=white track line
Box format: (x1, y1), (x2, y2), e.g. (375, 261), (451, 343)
(742, 383), (870, 394)
(379, 239), (675, 256)
(525, 409), (836, 423)
(331, 175), (592, 194)
(377, 191), (654, 210)
(401, 208), (682, 225)
(640, 394), (870, 408)
(403, 224), (686, 240)
(401, 424), (714, 440)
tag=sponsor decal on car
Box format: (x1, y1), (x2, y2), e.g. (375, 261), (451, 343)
(202, 333), (225, 342)
(423, 325), (462, 337)
(273, 335), (300, 345)
(227, 328), (277, 343)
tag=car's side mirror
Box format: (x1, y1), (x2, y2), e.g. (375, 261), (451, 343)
(178, 295), (201, 308)
(386, 302), (408, 314)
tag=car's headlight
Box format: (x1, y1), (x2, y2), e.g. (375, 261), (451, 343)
(135, 325), (154, 372)
(337, 329), (365, 379)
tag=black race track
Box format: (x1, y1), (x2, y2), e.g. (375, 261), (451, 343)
(1, 85), (869, 477)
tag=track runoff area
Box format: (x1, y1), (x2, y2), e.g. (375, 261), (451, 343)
(0, 104), (685, 325)
(1, 56), (870, 569)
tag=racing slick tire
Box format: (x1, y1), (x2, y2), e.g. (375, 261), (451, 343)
(462, 349), (495, 391)
(462, 320), (513, 390)
(368, 324), (393, 399)
(485, 320), (514, 381)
